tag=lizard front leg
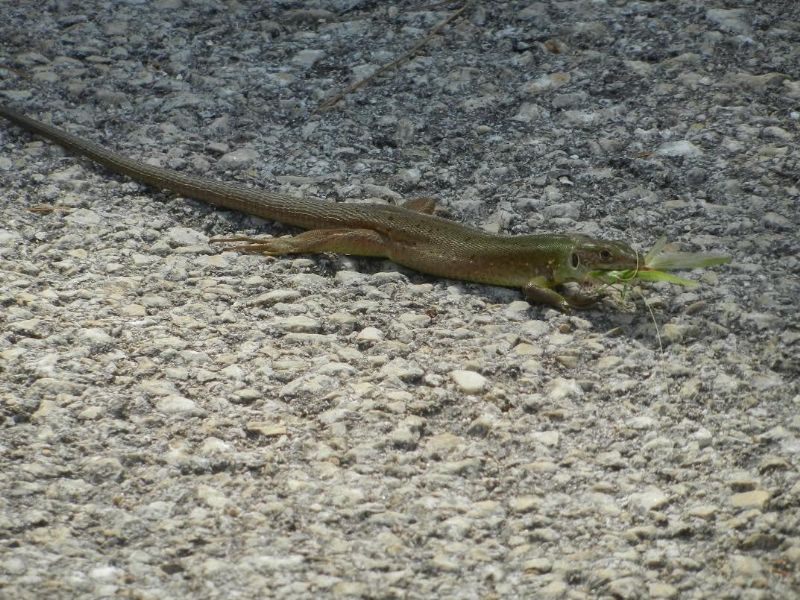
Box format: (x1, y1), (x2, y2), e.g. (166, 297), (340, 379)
(211, 228), (389, 258)
(522, 279), (600, 312)
(522, 279), (572, 312)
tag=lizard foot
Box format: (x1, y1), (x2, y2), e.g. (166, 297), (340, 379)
(210, 235), (292, 256)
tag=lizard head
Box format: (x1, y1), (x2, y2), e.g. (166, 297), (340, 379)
(555, 236), (640, 282)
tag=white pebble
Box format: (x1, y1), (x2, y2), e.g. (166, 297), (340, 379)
(450, 370), (488, 393)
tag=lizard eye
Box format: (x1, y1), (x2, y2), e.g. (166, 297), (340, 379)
(599, 249), (612, 261)
(570, 252), (580, 268)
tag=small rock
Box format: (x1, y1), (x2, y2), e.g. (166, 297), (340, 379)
(0, 229), (21, 244)
(547, 377), (583, 401)
(687, 504), (718, 520)
(522, 72), (570, 95)
(630, 487), (669, 511)
(390, 425), (418, 450)
(89, 565), (123, 581)
(512, 102), (545, 122)
(531, 430), (559, 447)
(656, 141), (703, 157)
(248, 290), (302, 306)
(693, 427), (713, 448)
(65, 208), (102, 225)
(292, 49), (325, 68)
(430, 554), (459, 572)
(540, 579), (567, 595)
(649, 582), (678, 598)
(9, 319), (44, 337)
(706, 8), (751, 35)
(741, 533), (781, 551)
(199, 437), (231, 455)
(218, 148), (259, 169)
(761, 212), (792, 230)
(167, 226), (206, 246)
(607, 577), (643, 600)
(523, 557), (551, 573)
(728, 554), (763, 578)
(662, 323), (689, 343)
(398, 168), (421, 185)
(626, 416), (656, 430)
(156, 395), (202, 415)
(197, 484), (229, 509)
(758, 455), (790, 473)
(81, 456), (124, 482)
(356, 326), (384, 342)
(424, 433), (463, 458)
(762, 126), (793, 140)
(467, 414), (496, 436)
(1, 557), (26, 575)
(784, 546), (800, 563)
(277, 315), (321, 333)
(509, 496), (540, 513)
(522, 320), (550, 338)
(730, 489), (770, 510)
(80, 327), (114, 346)
(451, 370), (488, 393)
(246, 421), (287, 437)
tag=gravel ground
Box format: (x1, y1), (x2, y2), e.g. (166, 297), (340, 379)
(1, 1), (798, 598)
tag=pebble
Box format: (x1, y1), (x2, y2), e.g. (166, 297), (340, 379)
(276, 315), (321, 333)
(687, 504), (718, 520)
(509, 496), (541, 514)
(424, 433), (464, 458)
(540, 579), (567, 596)
(656, 140), (703, 157)
(607, 577), (642, 599)
(167, 226), (206, 246)
(0, 228), (21, 244)
(292, 49), (325, 68)
(397, 167), (421, 185)
(761, 211), (792, 230)
(156, 395), (202, 415)
(80, 327), (114, 346)
(450, 370), (488, 393)
(466, 414), (496, 436)
(630, 487), (670, 512)
(531, 430), (559, 447)
(547, 378), (583, 401)
(522, 72), (570, 95)
(649, 582), (678, 598)
(512, 102), (545, 122)
(356, 326), (383, 342)
(728, 555), (763, 579)
(218, 148), (259, 169)
(64, 208), (102, 225)
(196, 485), (229, 509)
(730, 490), (770, 510)
(523, 557), (551, 573)
(706, 8), (751, 35)
(89, 565), (124, 580)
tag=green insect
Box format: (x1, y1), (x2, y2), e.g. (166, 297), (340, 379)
(590, 236), (731, 290)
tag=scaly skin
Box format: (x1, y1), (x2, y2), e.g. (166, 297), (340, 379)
(0, 104), (639, 311)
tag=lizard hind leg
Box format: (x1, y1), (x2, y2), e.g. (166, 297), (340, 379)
(211, 228), (390, 258)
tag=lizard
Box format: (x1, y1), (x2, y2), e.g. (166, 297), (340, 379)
(0, 104), (640, 311)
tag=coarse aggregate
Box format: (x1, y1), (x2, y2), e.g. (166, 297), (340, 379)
(0, 1), (798, 598)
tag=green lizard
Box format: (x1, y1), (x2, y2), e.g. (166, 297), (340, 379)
(0, 104), (639, 311)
